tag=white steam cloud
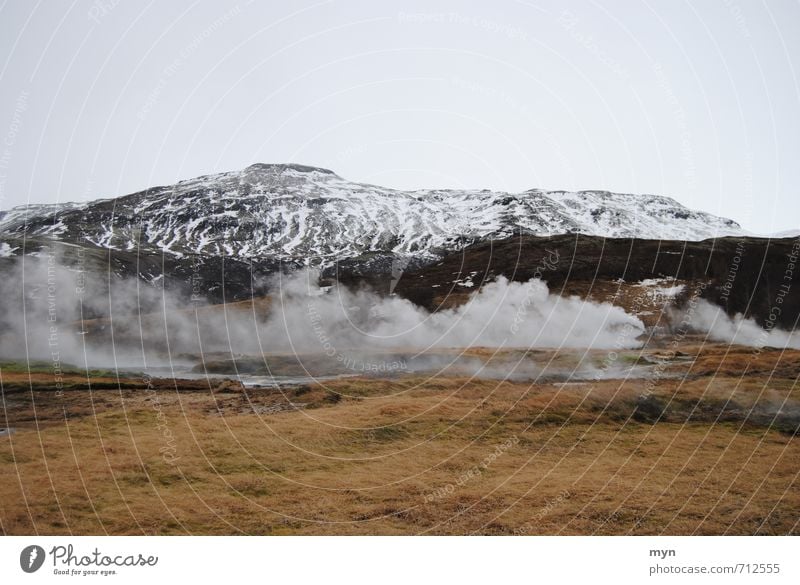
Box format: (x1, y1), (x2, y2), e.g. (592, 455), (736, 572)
(0, 258), (646, 369)
(689, 299), (800, 349)
(5, 254), (798, 381)
(277, 270), (645, 353)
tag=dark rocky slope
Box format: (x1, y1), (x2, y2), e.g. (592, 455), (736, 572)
(390, 234), (800, 330)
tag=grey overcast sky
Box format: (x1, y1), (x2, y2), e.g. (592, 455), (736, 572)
(0, 0), (798, 233)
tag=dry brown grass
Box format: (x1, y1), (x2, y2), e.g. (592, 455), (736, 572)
(1, 344), (798, 535)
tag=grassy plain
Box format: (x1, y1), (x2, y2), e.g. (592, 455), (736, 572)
(1, 344), (798, 535)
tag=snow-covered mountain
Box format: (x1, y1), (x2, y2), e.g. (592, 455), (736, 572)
(0, 163), (743, 263)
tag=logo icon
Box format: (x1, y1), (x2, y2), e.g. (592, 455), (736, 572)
(20, 545), (45, 573)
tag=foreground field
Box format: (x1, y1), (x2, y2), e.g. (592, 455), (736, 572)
(1, 344), (798, 535)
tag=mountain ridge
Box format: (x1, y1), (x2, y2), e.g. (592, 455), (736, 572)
(0, 163), (743, 264)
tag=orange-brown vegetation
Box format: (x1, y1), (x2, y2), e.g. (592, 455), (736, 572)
(1, 344), (798, 535)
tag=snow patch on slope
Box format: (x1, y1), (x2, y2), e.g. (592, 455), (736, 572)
(0, 164), (744, 263)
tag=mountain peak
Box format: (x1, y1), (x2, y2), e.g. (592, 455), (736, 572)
(0, 164), (745, 262)
(243, 162), (338, 177)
